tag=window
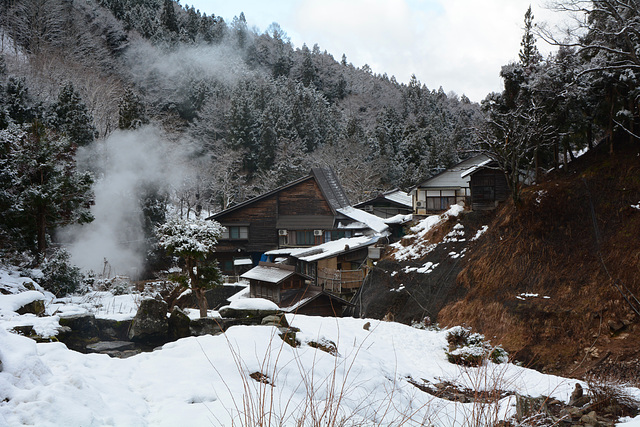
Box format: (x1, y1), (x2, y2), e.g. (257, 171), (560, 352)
(426, 196), (457, 210)
(296, 230), (315, 246)
(327, 230), (352, 242)
(473, 176), (495, 201)
(221, 225), (249, 240)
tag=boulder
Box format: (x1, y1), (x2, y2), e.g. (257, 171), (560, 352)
(168, 306), (191, 340)
(189, 317), (224, 336)
(569, 383), (590, 407)
(128, 298), (169, 343)
(218, 306), (278, 319)
(16, 299), (45, 316)
(57, 314), (100, 351)
(261, 314), (289, 327)
(96, 318), (132, 341)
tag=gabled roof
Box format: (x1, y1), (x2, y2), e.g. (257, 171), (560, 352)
(280, 285), (354, 313)
(207, 168), (350, 220)
(267, 235), (381, 263)
(336, 207), (389, 234)
(460, 159), (493, 178)
(241, 264), (309, 284)
(410, 154), (490, 191)
(311, 168), (351, 211)
(354, 189), (412, 209)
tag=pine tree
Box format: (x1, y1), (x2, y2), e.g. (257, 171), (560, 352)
(52, 82), (96, 146)
(3, 121), (94, 255)
(160, 0), (179, 34)
(118, 87), (148, 130)
(156, 216), (224, 318)
(519, 6), (541, 70)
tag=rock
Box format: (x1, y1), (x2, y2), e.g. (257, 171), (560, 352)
(218, 306), (278, 319)
(308, 338), (338, 356)
(515, 394), (548, 422)
(580, 410), (599, 426)
(11, 325), (36, 337)
(608, 319), (626, 333)
(279, 328), (299, 347)
(168, 306), (191, 340)
(96, 318), (132, 341)
(128, 298), (169, 343)
(261, 314), (289, 327)
(86, 341), (136, 353)
(57, 314), (100, 351)
(16, 298), (45, 316)
(569, 383), (583, 406)
(189, 317), (224, 336)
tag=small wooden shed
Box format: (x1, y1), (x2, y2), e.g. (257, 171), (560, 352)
(462, 163), (510, 210)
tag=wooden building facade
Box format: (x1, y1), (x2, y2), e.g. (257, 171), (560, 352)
(208, 168), (352, 275)
(467, 166), (510, 210)
(241, 262), (352, 316)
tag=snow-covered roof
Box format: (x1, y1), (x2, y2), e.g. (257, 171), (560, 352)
(337, 206), (389, 234)
(460, 159), (492, 178)
(384, 213), (413, 224)
(355, 189), (412, 209)
(293, 235), (381, 262)
(233, 258), (253, 266)
(382, 190), (412, 207)
(240, 265), (298, 284)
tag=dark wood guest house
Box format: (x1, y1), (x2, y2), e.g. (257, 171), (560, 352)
(207, 168), (353, 275)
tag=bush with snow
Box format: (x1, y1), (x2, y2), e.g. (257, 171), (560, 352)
(39, 249), (83, 297)
(445, 326), (508, 366)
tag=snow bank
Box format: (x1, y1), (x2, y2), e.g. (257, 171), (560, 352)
(0, 291), (45, 313)
(392, 204), (465, 261)
(220, 297), (278, 311)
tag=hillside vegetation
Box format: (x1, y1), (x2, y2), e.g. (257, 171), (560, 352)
(439, 138), (640, 378)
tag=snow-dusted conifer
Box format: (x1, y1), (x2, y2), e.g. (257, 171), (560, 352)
(156, 216), (224, 317)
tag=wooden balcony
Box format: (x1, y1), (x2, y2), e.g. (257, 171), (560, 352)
(317, 268), (365, 294)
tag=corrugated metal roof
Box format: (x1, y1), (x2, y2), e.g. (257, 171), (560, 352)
(337, 207), (389, 233)
(383, 190), (412, 207)
(241, 265), (296, 284)
(413, 155), (490, 190)
(294, 235), (381, 262)
(312, 168), (351, 211)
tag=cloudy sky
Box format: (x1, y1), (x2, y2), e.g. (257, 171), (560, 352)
(184, 0), (567, 102)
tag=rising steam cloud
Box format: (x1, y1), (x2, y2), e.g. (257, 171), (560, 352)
(61, 127), (191, 278)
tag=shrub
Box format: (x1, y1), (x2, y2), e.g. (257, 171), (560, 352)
(39, 249), (83, 296)
(445, 326), (508, 367)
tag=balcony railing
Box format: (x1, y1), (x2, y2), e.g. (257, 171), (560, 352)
(317, 268), (365, 294)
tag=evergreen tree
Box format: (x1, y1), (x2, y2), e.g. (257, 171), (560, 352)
(160, 0), (179, 34)
(118, 87), (148, 130)
(519, 6), (541, 70)
(156, 216), (224, 318)
(2, 122), (94, 255)
(52, 82), (96, 146)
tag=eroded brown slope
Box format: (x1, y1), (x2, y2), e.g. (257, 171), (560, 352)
(439, 141), (640, 379)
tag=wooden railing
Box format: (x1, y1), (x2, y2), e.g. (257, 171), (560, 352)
(317, 268), (365, 293)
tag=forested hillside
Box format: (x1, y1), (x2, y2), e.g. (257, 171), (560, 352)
(1, 0), (639, 280)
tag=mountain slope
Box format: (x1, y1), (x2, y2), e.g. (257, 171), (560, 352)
(439, 139), (640, 378)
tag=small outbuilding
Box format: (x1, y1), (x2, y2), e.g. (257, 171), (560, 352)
(461, 161), (510, 210)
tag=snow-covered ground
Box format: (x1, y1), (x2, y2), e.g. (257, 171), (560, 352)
(1, 267), (640, 426)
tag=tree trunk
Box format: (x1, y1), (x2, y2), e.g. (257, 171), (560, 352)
(195, 287), (208, 318)
(186, 256), (208, 318)
(36, 206), (46, 256)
